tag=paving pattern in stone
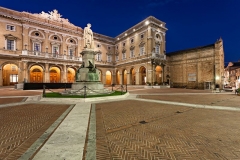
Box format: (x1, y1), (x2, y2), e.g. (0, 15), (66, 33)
(138, 94), (240, 107)
(94, 100), (240, 160)
(129, 88), (212, 94)
(0, 103), (71, 160)
(0, 97), (26, 105)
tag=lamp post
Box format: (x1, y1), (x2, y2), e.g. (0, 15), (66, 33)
(151, 58), (155, 87)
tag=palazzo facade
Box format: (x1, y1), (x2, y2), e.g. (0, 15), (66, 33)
(0, 6), (224, 89)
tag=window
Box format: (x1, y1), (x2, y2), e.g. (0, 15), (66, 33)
(140, 34), (144, 39)
(130, 38), (134, 43)
(130, 50), (134, 58)
(140, 47), (145, 56)
(97, 44), (101, 48)
(123, 43), (125, 47)
(35, 32), (39, 36)
(155, 45), (160, 54)
(10, 74), (18, 83)
(7, 39), (15, 50)
(34, 43), (41, 52)
(53, 36), (58, 40)
(6, 25), (15, 31)
(116, 45), (118, 49)
(116, 55), (119, 61)
(122, 53), (126, 59)
(108, 46), (111, 50)
(97, 53), (101, 61)
(69, 48), (74, 59)
(107, 55), (112, 62)
(52, 46), (59, 57)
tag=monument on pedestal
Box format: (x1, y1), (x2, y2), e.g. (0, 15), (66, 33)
(69, 24), (110, 94)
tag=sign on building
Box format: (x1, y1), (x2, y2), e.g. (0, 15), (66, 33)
(188, 73), (196, 81)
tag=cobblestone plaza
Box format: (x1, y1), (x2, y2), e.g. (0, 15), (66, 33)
(0, 86), (239, 159)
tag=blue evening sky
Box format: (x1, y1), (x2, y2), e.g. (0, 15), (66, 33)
(0, 0), (239, 64)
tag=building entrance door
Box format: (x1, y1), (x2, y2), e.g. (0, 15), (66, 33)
(204, 82), (212, 89)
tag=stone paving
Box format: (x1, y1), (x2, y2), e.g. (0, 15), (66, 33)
(93, 100), (240, 160)
(0, 103), (71, 159)
(138, 94), (240, 107)
(0, 97), (25, 105)
(0, 86), (240, 160)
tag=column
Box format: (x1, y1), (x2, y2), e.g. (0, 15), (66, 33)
(23, 61), (28, 82)
(136, 71), (139, 85)
(18, 61), (23, 83)
(127, 72), (131, 85)
(112, 70), (116, 85)
(45, 63), (49, 83)
(0, 68), (3, 86)
(161, 64), (165, 83)
(119, 73), (123, 85)
(62, 65), (67, 83)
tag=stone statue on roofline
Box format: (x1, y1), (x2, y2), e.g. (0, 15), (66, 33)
(84, 23), (94, 49)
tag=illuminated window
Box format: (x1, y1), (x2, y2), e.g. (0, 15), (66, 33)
(10, 74), (18, 82)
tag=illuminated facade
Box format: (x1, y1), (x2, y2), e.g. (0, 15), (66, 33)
(0, 7), (224, 89)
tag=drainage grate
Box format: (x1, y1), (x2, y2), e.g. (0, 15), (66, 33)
(139, 120), (147, 124)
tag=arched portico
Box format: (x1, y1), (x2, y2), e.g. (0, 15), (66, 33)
(122, 69), (127, 85)
(49, 67), (61, 83)
(130, 68), (136, 85)
(139, 66), (146, 85)
(2, 63), (19, 86)
(30, 65), (44, 83)
(106, 71), (112, 85)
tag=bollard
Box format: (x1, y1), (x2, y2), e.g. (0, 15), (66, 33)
(65, 83), (66, 92)
(84, 86), (86, 98)
(121, 85), (123, 95)
(126, 84), (127, 92)
(43, 85), (46, 97)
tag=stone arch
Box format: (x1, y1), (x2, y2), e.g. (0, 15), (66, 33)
(66, 37), (78, 44)
(28, 63), (45, 71)
(49, 34), (63, 42)
(130, 67), (136, 85)
(122, 69), (127, 85)
(29, 29), (46, 39)
(29, 65), (44, 83)
(2, 63), (19, 86)
(67, 67), (76, 83)
(155, 65), (162, 85)
(0, 61), (19, 69)
(106, 70), (112, 85)
(49, 66), (61, 83)
(139, 66), (146, 85)
(116, 70), (120, 85)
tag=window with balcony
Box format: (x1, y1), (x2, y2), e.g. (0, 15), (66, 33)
(155, 45), (160, 54)
(34, 43), (41, 52)
(52, 46), (59, 57)
(6, 39), (15, 50)
(116, 55), (119, 61)
(69, 48), (74, 59)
